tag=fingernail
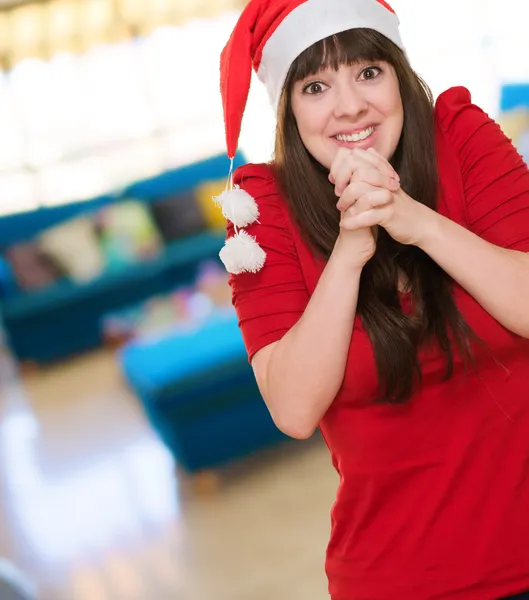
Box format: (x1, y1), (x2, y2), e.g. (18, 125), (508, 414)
(328, 173), (335, 183)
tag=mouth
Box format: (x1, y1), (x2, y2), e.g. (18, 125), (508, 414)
(333, 125), (376, 143)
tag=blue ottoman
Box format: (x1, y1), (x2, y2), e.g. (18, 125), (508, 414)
(118, 311), (286, 472)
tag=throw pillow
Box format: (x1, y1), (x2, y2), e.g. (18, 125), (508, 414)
(193, 178), (229, 231)
(95, 199), (163, 270)
(38, 217), (105, 283)
(3, 242), (63, 292)
(149, 191), (207, 243)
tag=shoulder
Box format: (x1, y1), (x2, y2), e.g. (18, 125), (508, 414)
(234, 162), (281, 197)
(232, 162), (291, 223)
(434, 86), (473, 124)
(434, 86), (498, 146)
(433, 86), (529, 250)
(222, 162), (300, 274)
(234, 162), (276, 183)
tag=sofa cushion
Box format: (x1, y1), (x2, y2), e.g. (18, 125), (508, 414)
(3, 242), (63, 293)
(38, 217), (105, 282)
(118, 310), (245, 401)
(95, 200), (163, 270)
(193, 178), (230, 230)
(149, 191), (206, 243)
(1, 230), (225, 321)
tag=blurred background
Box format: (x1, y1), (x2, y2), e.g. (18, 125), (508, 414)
(0, 1), (527, 599)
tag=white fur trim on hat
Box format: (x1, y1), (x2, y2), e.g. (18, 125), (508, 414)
(214, 186), (260, 228)
(219, 230), (267, 275)
(257, 0), (403, 111)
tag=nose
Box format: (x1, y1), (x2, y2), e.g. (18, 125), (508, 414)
(333, 82), (368, 119)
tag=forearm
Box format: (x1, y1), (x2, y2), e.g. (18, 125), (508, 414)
(266, 247), (361, 438)
(418, 211), (529, 338)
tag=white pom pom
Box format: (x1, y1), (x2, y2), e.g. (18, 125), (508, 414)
(214, 186), (259, 227)
(219, 230), (266, 275)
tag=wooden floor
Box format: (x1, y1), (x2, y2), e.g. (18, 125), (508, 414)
(0, 348), (338, 600)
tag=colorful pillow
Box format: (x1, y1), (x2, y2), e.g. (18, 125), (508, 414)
(3, 242), (63, 292)
(38, 217), (105, 283)
(149, 191), (207, 243)
(95, 200), (163, 270)
(193, 178), (229, 230)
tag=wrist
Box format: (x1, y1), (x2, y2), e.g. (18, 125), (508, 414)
(414, 204), (444, 250)
(331, 235), (368, 274)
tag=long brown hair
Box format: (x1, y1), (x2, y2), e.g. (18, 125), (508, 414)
(274, 28), (475, 403)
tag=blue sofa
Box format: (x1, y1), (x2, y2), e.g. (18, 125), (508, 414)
(500, 83), (529, 112)
(0, 153), (244, 364)
(119, 310), (288, 473)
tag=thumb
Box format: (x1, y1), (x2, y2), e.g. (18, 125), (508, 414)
(367, 147), (399, 182)
(367, 147), (382, 158)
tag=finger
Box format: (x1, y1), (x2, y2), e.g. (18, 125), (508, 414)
(357, 189), (394, 211)
(336, 181), (373, 211)
(331, 148), (398, 197)
(366, 147), (400, 183)
(350, 165), (400, 192)
(356, 148), (399, 180)
(340, 207), (387, 231)
(330, 149), (354, 196)
(365, 147), (399, 180)
(341, 189), (393, 214)
(367, 146), (392, 165)
(331, 147), (373, 197)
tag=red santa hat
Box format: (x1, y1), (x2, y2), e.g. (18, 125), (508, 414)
(216, 0), (403, 274)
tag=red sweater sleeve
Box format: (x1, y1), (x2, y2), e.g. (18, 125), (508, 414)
(435, 86), (529, 251)
(227, 163), (309, 362)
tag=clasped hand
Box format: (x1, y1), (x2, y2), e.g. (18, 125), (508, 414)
(329, 147), (437, 247)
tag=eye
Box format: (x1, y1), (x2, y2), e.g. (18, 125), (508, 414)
(360, 66), (382, 81)
(302, 81), (328, 95)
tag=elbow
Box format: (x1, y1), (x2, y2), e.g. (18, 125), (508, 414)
(260, 373), (321, 440)
(515, 321), (529, 340)
(503, 317), (529, 340)
(272, 413), (318, 440)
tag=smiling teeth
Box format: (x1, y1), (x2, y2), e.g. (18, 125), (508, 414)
(336, 126), (375, 142)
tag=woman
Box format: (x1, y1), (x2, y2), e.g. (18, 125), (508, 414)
(216, 0), (529, 598)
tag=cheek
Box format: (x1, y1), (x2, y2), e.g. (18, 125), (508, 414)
(292, 99), (308, 140)
(295, 108), (319, 139)
(385, 95), (404, 138)
(395, 108), (404, 142)
(392, 107), (404, 137)
(392, 89), (404, 125)
(295, 112), (326, 159)
(292, 95), (328, 135)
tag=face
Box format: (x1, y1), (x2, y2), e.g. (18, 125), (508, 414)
(290, 61), (404, 169)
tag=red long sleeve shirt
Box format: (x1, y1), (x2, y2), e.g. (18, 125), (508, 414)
(228, 87), (529, 600)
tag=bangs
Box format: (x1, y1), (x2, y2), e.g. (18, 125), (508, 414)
(289, 28), (396, 84)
